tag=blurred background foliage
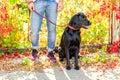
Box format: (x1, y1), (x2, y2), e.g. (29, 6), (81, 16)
(0, 0), (118, 49)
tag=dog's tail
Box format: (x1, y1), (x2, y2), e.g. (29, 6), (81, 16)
(54, 46), (61, 53)
(54, 46), (65, 57)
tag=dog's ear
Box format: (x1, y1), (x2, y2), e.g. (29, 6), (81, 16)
(68, 15), (81, 28)
(76, 12), (84, 15)
(77, 12), (86, 20)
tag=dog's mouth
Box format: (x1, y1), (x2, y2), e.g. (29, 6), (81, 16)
(82, 22), (91, 29)
(82, 21), (91, 29)
(82, 25), (90, 29)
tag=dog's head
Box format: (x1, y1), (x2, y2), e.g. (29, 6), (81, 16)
(68, 12), (91, 29)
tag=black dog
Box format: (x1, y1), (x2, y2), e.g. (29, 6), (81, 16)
(55, 12), (91, 70)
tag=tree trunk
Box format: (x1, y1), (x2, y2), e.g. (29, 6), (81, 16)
(109, 1), (120, 43)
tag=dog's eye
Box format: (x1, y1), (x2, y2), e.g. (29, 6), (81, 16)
(81, 15), (86, 19)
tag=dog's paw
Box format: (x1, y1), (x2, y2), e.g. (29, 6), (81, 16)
(66, 66), (71, 70)
(74, 66), (79, 70)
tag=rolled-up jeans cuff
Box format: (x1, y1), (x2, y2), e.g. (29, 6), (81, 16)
(32, 46), (39, 49)
(47, 47), (53, 52)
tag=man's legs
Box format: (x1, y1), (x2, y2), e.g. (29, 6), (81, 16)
(46, 1), (58, 51)
(30, 1), (46, 59)
(45, 1), (58, 62)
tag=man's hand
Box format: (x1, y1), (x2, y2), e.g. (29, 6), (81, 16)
(28, 1), (34, 11)
(57, 0), (64, 12)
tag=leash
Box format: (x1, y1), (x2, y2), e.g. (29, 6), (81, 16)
(33, 10), (58, 26)
(29, 10), (78, 29)
(33, 10), (79, 30)
(28, 9), (79, 35)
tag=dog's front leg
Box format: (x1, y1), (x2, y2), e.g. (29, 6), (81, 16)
(74, 50), (79, 70)
(65, 49), (71, 70)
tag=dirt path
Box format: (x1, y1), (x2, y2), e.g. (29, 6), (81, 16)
(0, 68), (91, 80)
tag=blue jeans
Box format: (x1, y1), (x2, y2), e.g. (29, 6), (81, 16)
(30, 0), (58, 51)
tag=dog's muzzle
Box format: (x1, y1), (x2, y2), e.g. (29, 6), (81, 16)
(82, 21), (91, 29)
(82, 25), (90, 29)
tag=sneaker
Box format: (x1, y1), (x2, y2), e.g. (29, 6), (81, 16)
(47, 51), (57, 63)
(31, 49), (38, 61)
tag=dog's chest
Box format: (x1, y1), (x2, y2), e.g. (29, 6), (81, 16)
(64, 30), (81, 45)
(68, 30), (80, 39)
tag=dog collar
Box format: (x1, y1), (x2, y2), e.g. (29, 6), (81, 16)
(67, 25), (78, 30)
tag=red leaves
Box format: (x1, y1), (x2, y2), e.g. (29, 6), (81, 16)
(0, 6), (8, 21)
(24, 52), (31, 57)
(92, 1), (120, 19)
(12, 5), (18, 10)
(116, 11), (120, 19)
(94, 0), (100, 3)
(0, 51), (32, 60)
(107, 45), (112, 53)
(113, 5), (120, 11)
(86, 1), (112, 19)
(13, 52), (21, 58)
(109, 61), (117, 68)
(98, 44), (102, 49)
(0, 55), (6, 59)
(0, 51), (21, 59)
(113, 5), (120, 19)
(99, 2), (111, 17)
(86, 1), (112, 18)
(0, 2), (15, 36)
(0, 25), (15, 36)
(107, 40), (120, 54)
(88, 40), (120, 54)
(89, 41), (94, 44)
